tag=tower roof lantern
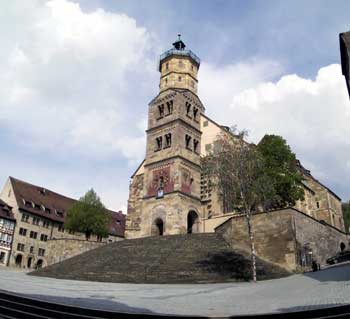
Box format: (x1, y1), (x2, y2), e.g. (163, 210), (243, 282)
(172, 34), (186, 50)
(159, 35), (200, 71)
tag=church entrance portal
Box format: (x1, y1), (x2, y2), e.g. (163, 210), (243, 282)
(152, 218), (164, 236)
(187, 211), (199, 234)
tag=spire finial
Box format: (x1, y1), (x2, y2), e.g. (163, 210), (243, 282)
(173, 34), (186, 50)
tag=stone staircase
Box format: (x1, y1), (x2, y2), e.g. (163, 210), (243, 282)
(31, 233), (289, 283)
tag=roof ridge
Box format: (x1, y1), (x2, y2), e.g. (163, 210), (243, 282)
(9, 176), (76, 202)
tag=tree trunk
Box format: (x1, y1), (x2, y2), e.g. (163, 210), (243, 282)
(246, 212), (257, 282)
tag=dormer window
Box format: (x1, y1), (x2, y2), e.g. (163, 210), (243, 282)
(24, 200), (32, 208)
(185, 134), (192, 150)
(55, 210), (64, 217)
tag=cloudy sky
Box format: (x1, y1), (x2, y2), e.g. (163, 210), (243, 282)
(1, 0), (350, 211)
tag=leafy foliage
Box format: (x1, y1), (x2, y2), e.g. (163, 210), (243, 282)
(342, 202), (349, 232)
(257, 134), (305, 210)
(65, 189), (111, 240)
(202, 129), (305, 281)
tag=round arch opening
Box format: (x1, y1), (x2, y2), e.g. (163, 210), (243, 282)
(187, 210), (199, 234)
(340, 242), (346, 252)
(152, 218), (164, 236)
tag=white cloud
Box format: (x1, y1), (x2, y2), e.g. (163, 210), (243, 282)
(0, 0), (154, 162)
(199, 59), (283, 116)
(205, 63), (350, 199)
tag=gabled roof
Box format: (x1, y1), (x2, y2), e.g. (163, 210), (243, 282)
(0, 199), (15, 221)
(296, 162), (342, 201)
(10, 177), (75, 223)
(9, 177), (126, 236)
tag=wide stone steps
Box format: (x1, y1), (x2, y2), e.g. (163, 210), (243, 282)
(31, 233), (289, 283)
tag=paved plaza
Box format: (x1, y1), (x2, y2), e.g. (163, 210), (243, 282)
(0, 264), (350, 317)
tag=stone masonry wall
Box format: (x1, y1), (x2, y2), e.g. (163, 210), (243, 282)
(216, 209), (297, 270)
(46, 238), (106, 266)
(215, 208), (349, 271)
(293, 211), (348, 266)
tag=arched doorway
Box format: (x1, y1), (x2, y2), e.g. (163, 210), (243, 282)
(36, 259), (44, 269)
(187, 211), (199, 234)
(340, 242), (346, 252)
(15, 254), (22, 267)
(151, 218), (164, 236)
(27, 257), (33, 268)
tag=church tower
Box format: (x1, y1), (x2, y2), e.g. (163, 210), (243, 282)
(126, 36), (205, 237)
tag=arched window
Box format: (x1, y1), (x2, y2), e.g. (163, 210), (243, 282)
(166, 100), (173, 114)
(186, 102), (191, 117)
(185, 134), (192, 150)
(193, 107), (198, 120)
(158, 104), (164, 118)
(165, 133), (172, 148)
(155, 136), (163, 151)
(193, 139), (199, 153)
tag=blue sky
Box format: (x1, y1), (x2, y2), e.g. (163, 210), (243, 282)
(0, 0), (350, 211)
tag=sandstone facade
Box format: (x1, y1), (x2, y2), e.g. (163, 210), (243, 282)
(0, 177), (125, 269)
(126, 38), (346, 241)
(216, 208), (349, 271)
(45, 238), (106, 266)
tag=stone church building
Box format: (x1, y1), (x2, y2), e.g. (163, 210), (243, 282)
(126, 37), (346, 242)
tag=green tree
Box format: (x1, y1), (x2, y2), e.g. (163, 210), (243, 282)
(202, 129), (273, 282)
(65, 189), (111, 240)
(342, 202), (349, 232)
(257, 134), (304, 210)
(202, 130), (305, 281)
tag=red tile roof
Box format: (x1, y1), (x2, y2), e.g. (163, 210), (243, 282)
(9, 177), (125, 237)
(109, 211), (126, 238)
(0, 199), (15, 221)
